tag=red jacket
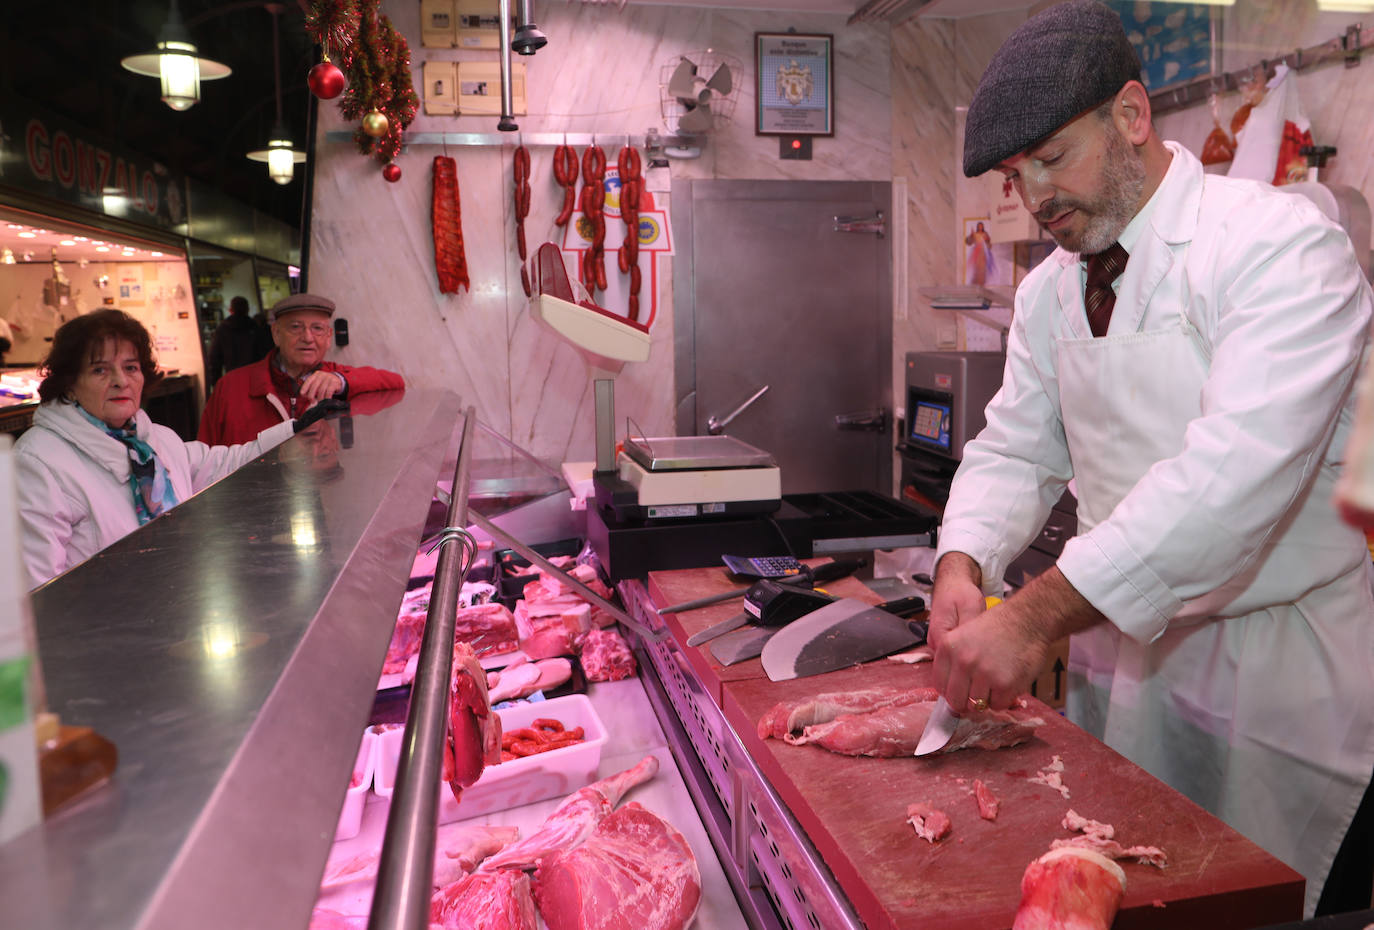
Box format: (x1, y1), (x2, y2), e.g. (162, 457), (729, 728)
(198, 350), (405, 445)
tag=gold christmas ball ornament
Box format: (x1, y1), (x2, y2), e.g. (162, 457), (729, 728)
(361, 109), (389, 138)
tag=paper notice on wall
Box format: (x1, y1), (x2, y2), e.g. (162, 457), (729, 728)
(117, 266), (145, 306)
(0, 439), (41, 844)
(154, 333), (179, 356)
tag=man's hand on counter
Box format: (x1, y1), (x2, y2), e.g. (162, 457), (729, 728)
(931, 563), (1105, 714)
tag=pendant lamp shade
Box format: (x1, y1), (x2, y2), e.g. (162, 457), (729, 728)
(246, 5), (305, 185)
(120, 1), (230, 111)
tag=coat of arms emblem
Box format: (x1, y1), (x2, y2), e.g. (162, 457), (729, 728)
(775, 60), (813, 107)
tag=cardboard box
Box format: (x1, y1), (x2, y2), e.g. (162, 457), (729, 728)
(1028, 636), (1070, 710)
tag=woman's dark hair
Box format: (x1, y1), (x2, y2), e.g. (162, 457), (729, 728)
(38, 309), (163, 404)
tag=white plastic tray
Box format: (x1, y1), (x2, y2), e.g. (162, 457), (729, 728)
(333, 728), (378, 842)
(373, 693), (607, 822)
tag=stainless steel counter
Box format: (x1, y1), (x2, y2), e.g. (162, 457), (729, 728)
(0, 388), (461, 930)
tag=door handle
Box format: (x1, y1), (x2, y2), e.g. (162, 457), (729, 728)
(708, 384), (770, 435)
(833, 211), (885, 238)
(834, 408), (889, 433)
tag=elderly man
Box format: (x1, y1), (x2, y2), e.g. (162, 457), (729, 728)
(927, 0), (1374, 917)
(198, 293), (404, 446)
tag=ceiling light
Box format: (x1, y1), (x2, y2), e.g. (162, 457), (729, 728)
(1317, 0), (1374, 10)
(59, 240), (75, 246)
(17, 232), (35, 239)
(151, 251), (164, 257)
(74, 236), (90, 241)
(246, 5), (305, 184)
(120, 0), (231, 111)
(95, 246), (110, 253)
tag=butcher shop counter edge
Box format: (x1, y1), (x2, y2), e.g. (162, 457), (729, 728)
(633, 564), (1305, 930)
(0, 388), (464, 930)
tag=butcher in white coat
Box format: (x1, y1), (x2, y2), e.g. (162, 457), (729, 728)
(928, 1), (1374, 917)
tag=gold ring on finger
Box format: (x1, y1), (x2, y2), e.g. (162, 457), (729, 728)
(970, 697), (989, 712)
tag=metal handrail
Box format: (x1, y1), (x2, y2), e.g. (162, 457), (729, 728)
(369, 406), (479, 930)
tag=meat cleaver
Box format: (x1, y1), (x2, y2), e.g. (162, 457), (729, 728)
(759, 597), (928, 681)
(714, 594), (926, 667)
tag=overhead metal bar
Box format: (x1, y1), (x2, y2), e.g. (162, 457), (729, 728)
(324, 130), (692, 149)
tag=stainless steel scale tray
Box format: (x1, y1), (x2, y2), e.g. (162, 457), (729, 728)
(623, 435), (776, 471)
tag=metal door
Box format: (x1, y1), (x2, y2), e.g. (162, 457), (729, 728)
(673, 180), (892, 494)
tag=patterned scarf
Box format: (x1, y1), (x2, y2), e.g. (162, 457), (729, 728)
(77, 405), (180, 524)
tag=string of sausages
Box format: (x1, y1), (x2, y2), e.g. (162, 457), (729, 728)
(579, 145), (608, 294)
(499, 717), (586, 762)
(617, 146), (643, 321)
(552, 144), (579, 228)
(513, 145), (531, 297)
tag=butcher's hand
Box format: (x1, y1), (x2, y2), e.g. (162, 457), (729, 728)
(933, 599), (1051, 714)
(299, 370), (347, 404)
(928, 551), (988, 651)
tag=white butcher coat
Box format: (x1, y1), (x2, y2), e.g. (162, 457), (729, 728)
(15, 400), (294, 589)
(937, 143), (1374, 916)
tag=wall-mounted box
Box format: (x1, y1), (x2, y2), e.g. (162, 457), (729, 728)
(422, 61), (459, 116)
(458, 61), (526, 116)
(421, 0), (458, 47)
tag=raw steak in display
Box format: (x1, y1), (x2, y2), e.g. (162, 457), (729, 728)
(1012, 846), (1126, 930)
(383, 609), (427, 674)
(444, 642), (502, 802)
(533, 802), (701, 930)
(480, 755), (660, 873)
(578, 629), (637, 682)
(760, 686), (1042, 757)
(320, 823), (519, 891)
(431, 868), (536, 930)
(454, 602), (519, 656)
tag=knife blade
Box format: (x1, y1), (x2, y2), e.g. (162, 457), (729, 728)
(759, 596), (928, 681)
(686, 611), (749, 647)
(915, 697), (960, 756)
(655, 557), (869, 616)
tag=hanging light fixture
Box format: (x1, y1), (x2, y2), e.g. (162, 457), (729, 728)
(247, 4), (306, 185)
(120, 0), (231, 111)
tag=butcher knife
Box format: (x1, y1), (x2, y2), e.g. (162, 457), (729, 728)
(914, 698), (959, 756)
(759, 597), (929, 681)
(709, 594), (925, 666)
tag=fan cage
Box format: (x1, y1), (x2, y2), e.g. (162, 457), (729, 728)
(659, 51), (743, 135)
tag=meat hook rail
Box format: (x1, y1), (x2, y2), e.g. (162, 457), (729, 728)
(370, 406), (480, 930)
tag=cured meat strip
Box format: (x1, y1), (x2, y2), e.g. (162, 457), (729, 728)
(974, 779), (1000, 821)
(432, 155), (470, 294)
(779, 698), (1042, 757)
(480, 755), (660, 872)
(1012, 847), (1126, 930)
(907, 803), (952, 844)
(533, 802), (701, 930)
(431, 869), (536, 930)
(757, 687), (940, 740)
(443, 642), (501, 802)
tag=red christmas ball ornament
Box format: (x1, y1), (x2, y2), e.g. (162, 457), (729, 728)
(383, 163), (402, 183)
(308, 59), (346, 100)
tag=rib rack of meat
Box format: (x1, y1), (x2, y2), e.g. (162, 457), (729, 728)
(479, 755), (660, 873)
(759, 686), (1043, 757)
(432, 155), (470, 294)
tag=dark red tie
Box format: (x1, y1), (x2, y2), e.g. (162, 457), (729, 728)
(1084, 243), (1129, 337)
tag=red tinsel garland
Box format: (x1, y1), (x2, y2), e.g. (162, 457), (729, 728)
(306, 0), (418, 164)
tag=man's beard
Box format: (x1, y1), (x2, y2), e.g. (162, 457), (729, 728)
(1037, 126), (1146, 255)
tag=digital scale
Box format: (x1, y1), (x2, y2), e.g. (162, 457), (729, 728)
(593, 435), (783, 521)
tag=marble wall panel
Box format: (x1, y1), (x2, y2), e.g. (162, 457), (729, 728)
(311, 0), (893, 467)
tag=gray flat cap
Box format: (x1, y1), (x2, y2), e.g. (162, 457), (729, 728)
(269, 293), (336, 322)
(963, 0), (1141, 177)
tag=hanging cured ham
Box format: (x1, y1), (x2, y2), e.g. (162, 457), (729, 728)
(1012, 847), (1126, 930)
(433, 156), (470, 294)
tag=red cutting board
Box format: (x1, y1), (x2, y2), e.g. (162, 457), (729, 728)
(648, 564), (882, 703)
(722, 661), (1303, 930)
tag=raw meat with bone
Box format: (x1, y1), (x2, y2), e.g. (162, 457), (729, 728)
(444, 642), (502, 802)
(431, 868), (536, 930)
(578, 628), (637, 682)
(533, 801), (701, 930)
(762, 686), (1042, 757)
(320, 823), (520, 891)
(480, 755), (660, 872)
(1012, 846), (1126, 930)
(432, 156), (470, 294)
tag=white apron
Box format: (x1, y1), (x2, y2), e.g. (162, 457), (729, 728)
(1057, 308), (1374, 917)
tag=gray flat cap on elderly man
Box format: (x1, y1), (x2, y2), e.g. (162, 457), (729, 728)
(963, 0), (1142, 178)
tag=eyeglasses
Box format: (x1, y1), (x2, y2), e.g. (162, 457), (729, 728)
(280, 321), (331, 337)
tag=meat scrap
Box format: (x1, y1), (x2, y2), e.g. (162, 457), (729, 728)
(974, 779), (1000, 821)
(1013, 846), (1126, 930)
(480, 755), (660, 873)
(431, 868), (536, 930)
(760, 686), (1041, 758)
(1028, 754), (1072, 800)
(533, 802), (701, 930)
(578, 628), (637, 682)
(886, 645), (934, 665)
(1054, 808), (1169, 869)
(907, 802), (952, 844)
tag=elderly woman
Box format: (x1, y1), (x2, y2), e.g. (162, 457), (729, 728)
(14, 309), (301, 589)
